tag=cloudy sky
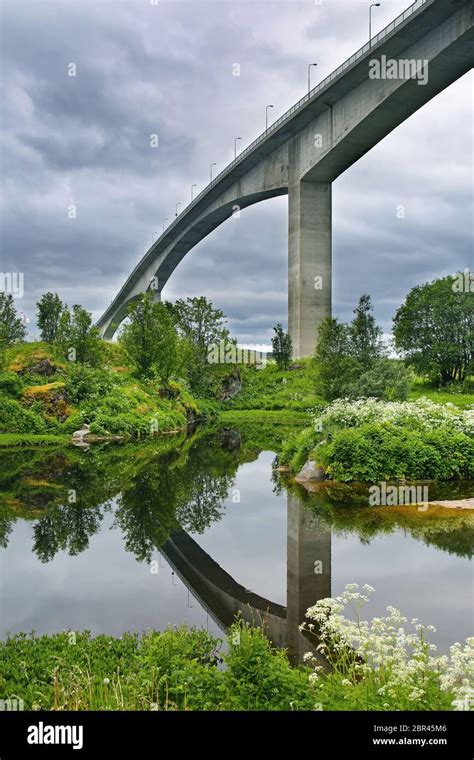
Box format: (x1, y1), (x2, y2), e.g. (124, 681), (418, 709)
(1, 0), (472, 345)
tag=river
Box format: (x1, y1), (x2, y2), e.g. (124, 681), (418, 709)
(0, 424), (472, 660)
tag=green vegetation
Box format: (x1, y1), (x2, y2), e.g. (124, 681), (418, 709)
(220, 360), (322, 413)
(303, 584), (472, 711)
(0, 292), (26, 369)
(314, 294), (412, 401)
(0, 621), (316, 711)
(0, 341), (202, 444)
(394, 275), (473, 385)
(409, 377), (474, 408)
(36, 292), (64, 343)
(120, 294), (180, 381)
(280, 398), (474, 482)
(271, 323), (292, 370)
(1, 592), (471, 711)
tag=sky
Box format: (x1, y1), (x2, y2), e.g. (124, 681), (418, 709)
(1, 0), (472, 346)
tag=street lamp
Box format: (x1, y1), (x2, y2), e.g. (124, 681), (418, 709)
(234, 136), (242, 159)
(162, 218), (168, 232)
(210, 162), (217, 182)
(175, 202), (182, 217)
(191, 184), (197, 201)
(308, 63), (317, 94)
(152, 231), (158, 244)
(265, 104), (274, 132)
(369, 3), (381, 47)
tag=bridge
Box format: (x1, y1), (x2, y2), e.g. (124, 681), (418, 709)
(97, 0), (474, 357)
(161, 492), (331, 664)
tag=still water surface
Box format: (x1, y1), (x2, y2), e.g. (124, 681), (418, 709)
(1, 429), (472, 657)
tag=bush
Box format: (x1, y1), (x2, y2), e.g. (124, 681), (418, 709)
(0, 372), (22, 397)
(320, 423), (474, 482)
(0, 396), (47, 434)
(64, 365), (116, 403)
(281, 398), (474, 481)
(348, 358), (412, 401)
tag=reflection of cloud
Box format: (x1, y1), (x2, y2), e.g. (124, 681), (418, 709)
(1, 1), (471, 344)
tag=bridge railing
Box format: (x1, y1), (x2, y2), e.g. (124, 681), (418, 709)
(202, 0), (429, 192)
(109, 0), (430, 305)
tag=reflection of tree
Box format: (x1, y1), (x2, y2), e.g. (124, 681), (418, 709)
(0, 505), (13, 548)
(0, 430), (242, 563)
(176, 470), (233, 534)
(285, 481), (474, 559)
(113, 459), (180, 563)
(32, 503), (107, 563)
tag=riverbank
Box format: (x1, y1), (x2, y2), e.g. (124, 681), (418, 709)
(1, 591), (470, 712)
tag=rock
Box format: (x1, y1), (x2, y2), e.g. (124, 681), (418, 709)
(428, 498), (474, 510)
(219, 371), (242, 401)
(20, 357), (56, 377)
(72, 424), (91, 443)
(219, 427), (241, 451)
(295, 459), (327, 483)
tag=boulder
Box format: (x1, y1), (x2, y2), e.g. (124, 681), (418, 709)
(295, 460), (327, 483)
(72, 423), (91, 443)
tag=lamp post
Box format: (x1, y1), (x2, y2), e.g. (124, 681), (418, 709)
(308, 62), (317, 93)
(191, 183), (197, 201)
(369, 3), (381, 47)
(210, 162), (217, 182)
(265, 104), (274, 132)
(162, 218), (168, 232)
(234, 136), (242, 159)
(175, 202), (181, 217)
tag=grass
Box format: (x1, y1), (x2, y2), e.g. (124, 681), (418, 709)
(220, 360), (324, 413)
(408, 377), (474, 408)
(0, 433), (69, 447)
(0, 613), (465, 712)
(0, 622), (316, 712)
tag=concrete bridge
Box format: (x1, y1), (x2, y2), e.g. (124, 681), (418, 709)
(97, 0), (474, 356)
(161, 492), (331, 664)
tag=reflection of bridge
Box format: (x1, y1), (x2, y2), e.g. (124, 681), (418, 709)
(162, 493), (331, 663)
(97, 0), (473, 356)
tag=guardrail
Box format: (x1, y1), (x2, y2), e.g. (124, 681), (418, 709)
(106, 0), (430, 311)
(172, 0), (429, 222)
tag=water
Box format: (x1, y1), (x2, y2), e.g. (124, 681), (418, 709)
(0, 428), (472, 659)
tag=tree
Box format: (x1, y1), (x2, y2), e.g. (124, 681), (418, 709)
(0, 292), (26, 369)
(314, 317), (360, 400)
(393, 276), (473, 385)
(315, 297), (411, 401)
(55, 304), (102, 366)
(120, 293), (179, 381)
(271, 324), (292, 369)
(170, 296), (228, 354)
(0, 292), (26, 346)
(37, 292), (64, 343)
(168, 296), (228, 390)
(349, 293), (384, 365)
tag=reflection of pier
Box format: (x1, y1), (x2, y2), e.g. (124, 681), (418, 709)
(161, 493), (331, 662)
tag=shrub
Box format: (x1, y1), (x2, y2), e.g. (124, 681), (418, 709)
(303, 584), (473, 711)
(0, 396), (46, 434)
(64, 365), (116, 403)
(320, 424), (474, 482)
(0, 372), (22, 397)
(281, 398), (474, 481)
